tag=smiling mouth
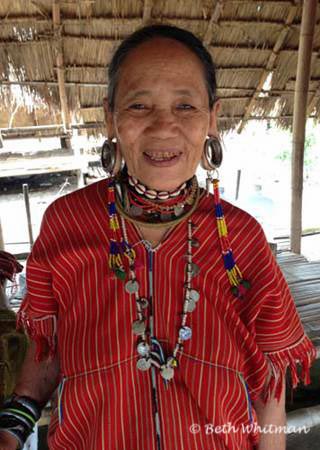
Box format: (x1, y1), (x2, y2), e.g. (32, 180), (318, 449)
(143, 151), (182, 161)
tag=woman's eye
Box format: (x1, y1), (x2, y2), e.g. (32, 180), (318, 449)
(177, 104), (195, 110)
(129, 103), (146, 110)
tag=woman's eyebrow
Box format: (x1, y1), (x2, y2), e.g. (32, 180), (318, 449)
(174, 89), (194, 97)
(124, 90), (151, 102)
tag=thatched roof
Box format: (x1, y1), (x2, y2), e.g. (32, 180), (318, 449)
(1, 0), (320, 138)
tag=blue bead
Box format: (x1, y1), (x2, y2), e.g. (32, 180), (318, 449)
(179, 326), (192, 341)
(223, 251), (235, 270)
(215, 204), (223, 218)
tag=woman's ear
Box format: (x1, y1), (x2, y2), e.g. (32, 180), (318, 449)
(103, 97), (115, 138)
(208, 99), (221, 137)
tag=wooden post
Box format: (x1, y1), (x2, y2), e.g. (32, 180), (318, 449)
(53, 0), (71, 135)
(235, 169), (241, 200)
(0, 217), (8, 309)
(23, 184), (34, 250)
(0, 216), (4, 250)
(291, 0), (317, 254)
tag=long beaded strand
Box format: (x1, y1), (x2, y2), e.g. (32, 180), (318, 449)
(212, 178), (251, 298)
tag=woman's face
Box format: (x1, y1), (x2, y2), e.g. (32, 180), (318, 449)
(105, 37), (219, 191)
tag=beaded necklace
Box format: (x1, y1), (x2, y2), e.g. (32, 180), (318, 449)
(106, 174), (250, 384)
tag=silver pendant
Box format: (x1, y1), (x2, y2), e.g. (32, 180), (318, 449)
(125, 280), (139, 294)
(137, 357), (151, 371)
(191, 263), (200, 277)
(189, 289), (200, 302)
(185, 299), (196, 312)
(174, 205), (184, 217)
(130, 205), (143, 217)
(160, 366), (175, 380)
(132, 319), (146, 335)
(137, 341), (150, 357)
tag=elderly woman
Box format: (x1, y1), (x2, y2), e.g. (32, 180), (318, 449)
(0, 25), (316, 450)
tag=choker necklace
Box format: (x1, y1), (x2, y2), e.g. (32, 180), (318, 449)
(119, 176), (200, 227)
(128, 175), (187, 200)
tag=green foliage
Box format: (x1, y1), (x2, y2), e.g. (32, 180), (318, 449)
(275, 130), (318, 168)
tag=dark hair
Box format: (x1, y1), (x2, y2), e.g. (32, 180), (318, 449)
(107, 24), (217, 111)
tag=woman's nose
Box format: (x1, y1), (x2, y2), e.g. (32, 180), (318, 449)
(147, 107), (178, 135)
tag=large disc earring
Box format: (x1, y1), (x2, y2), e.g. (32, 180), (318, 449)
(201, 136), (223, 195)
(200, 136), (223, 171)
(101, 139), (122, 175)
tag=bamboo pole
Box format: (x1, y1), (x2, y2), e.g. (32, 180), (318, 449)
(0, 217), (4, 250)
(23, 184), (34, 250)
(291, 0), (317, 254)
(52, 0), (71, 133)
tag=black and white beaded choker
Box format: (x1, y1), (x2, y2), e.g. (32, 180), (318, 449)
(128, 175), (187, 200)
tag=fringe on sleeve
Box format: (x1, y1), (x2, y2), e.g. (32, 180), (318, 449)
(17, 310), (57, 362)
(262, 334), (317, 403)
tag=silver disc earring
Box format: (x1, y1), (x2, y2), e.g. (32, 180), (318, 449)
(101, 139), (122, 175)
(200, 136), (223, 195)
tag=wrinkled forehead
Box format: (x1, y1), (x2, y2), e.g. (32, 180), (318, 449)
(119, 36), (203, 71)
(115, 37), (208, 95)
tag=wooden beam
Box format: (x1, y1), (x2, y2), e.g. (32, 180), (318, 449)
(203, 1), (224, 46)
(0, 16), (312, 27)
(52, 0), (71, 133)
(237, 3), (299, 133)
(0, 80), (107, 88)
(291, 0), (318, 254)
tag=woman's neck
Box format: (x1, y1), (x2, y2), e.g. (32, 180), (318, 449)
(137, 224), (172, 248)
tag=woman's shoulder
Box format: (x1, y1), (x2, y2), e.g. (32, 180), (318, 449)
(43, 177), (111, 223)
(199, 190), (263, 231)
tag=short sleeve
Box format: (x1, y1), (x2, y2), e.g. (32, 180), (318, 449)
(237, 218), (316, 402)
(17, 207), (58, 362)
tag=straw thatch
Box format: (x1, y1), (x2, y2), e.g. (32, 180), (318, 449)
(1, 0), (320, 138)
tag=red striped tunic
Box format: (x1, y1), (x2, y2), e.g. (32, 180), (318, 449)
(18, 178), (316, 450)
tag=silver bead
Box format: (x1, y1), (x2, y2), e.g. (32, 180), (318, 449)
(179, 326), (192, 341)
(137, 341), (150, 357)
(189, 289), (200, 302)
(137, 358), (151, 371)
(132, 320), (146, 335)
(160, 366), (175, 380)
(125, 280), (139, 294)
(185, 299), (196, 312)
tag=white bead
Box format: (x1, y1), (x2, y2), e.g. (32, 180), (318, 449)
(158, 192), (169, 200)
(145, 190), (157, 199)
(135, 184), (146, 194)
